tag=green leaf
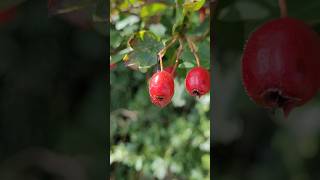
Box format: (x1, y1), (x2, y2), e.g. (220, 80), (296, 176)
(128, 0), (137, 4)
(183, 0), (205, 12)
(140, 3), (167, 18)
(0, 0), (26, 10)
(172, 3), (186, 34)
(149, 23), (167, 37)
(111, 48), (133, 64)
(110, 29), (123, 49)
(125, 31), (164, 72)
(115, 15), (140, 30)
(201, 154), (210, 170)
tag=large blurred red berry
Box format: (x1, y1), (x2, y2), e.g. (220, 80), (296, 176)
(149, 71), (174, 107)
(185, 67), (210, 97)
(242, 17), (320, 117)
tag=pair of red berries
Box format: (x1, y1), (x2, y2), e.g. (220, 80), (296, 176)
(242, 17), (320, 117)
(149, 66), (210, 107)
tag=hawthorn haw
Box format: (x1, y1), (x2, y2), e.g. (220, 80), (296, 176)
(185, 67), (210, 97)
(242, 17), (320, 117)
(146, 66), (176, 82)
(149, 71), (175, 107)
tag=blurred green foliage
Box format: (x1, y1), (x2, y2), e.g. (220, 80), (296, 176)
(110, 0), (210, 179)
(214, 0), (320, 180)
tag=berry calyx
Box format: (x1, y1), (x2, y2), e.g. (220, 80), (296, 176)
(149, 71), (175, 107)
(242, 17), (320, 117)
(185, 67), (210, 97)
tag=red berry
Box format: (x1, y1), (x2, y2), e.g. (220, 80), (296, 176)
(147, 66), (176, 83)
(242, 17), (320, 117)
(149, 71), (175, 107)
(185, 67), (210, 97)
(199, 7), (206, 23)
(110, 63), (117, 70)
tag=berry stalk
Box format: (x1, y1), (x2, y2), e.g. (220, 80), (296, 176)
(279, 0), (288, 18)
(186, 36), (201, 67)
(158, 35), (178, 71)
(172, 38), (184, 74)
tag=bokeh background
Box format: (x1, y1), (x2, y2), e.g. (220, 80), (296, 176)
(0, 0), (106, 179)
(110, 0), (210, 179)
(214, 0), (320, 179)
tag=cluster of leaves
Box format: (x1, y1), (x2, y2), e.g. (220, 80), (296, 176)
(110, 0), (210, 74)
(214, 0), (320, 179)
(110, 0), (210, 179)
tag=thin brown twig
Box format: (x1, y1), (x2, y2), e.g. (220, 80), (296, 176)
(172, 38), (184, 74)
(158, 35), (178, 71)
(186, 36), (201, 67)
(278, 0), (288, 17)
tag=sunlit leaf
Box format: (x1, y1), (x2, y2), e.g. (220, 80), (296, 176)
(116, 15), (140, 30)
(140, 3), (167, 18)
(172, 3), (185, 34)
(183, 0), (205, 12)
(149, 23), (167, 37)
(201, 154), (210, 170)
(125, 31), (163, 72)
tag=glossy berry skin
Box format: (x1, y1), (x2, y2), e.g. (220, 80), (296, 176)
(242, 17), (320, 117)
(146, 66), (176, 83)
(185, 67), (210, 97)
(149, 71), (174, 107)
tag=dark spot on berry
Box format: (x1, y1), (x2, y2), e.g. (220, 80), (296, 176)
(263, 90), (288, 107)
(156, 96), (164, 101)
(192, 90), (201, 96)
